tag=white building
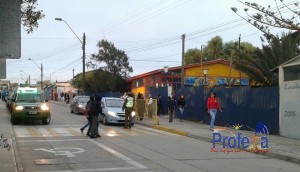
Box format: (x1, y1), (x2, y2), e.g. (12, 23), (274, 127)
(277, 55), (300, 139)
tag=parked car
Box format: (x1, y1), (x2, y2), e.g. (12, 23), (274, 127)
(10, 87), (51, 125)
(99, 97), (135, 125)
(70, 96), (90, 115)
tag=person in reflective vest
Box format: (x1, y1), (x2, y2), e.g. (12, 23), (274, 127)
(122, 92), (135, 129)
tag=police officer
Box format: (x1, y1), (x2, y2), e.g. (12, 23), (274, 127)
(122, 92), (134, 129)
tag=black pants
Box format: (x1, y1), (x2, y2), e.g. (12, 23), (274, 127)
(90, 116), (99, 136)
(169, 108), (175, 122)
(125, 108), (133, 128)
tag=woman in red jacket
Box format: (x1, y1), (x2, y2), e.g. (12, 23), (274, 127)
(207, 92), (222, 131)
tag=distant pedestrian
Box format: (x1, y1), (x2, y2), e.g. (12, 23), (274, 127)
(80, 95), (94, 136)
(177, 94), (186, 122)
(89, 95), (102, 138)
(122, 92), (135, 129)
(148, 94), (153, 117)
(157, 95), (163, 116)
(168, 95), (176, 122)
(206, 92), (222, 131)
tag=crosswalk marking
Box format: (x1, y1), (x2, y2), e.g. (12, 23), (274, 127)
(13, 125), (174, 138)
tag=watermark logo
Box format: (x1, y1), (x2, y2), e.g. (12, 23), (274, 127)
(211, 123), (269, 154)
(0, 133), (11, 151)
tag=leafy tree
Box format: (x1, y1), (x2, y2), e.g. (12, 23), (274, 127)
(89, 39), (133, 79)
(184, 48), (202, 65)
(239, 32), (299, 86)
(231, 0), (299, 41)
(73, 70), (126, 93)
(203, 36), (224, 60)
(21, 0), (45, 33)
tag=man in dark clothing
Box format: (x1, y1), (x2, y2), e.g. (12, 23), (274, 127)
(177, 94), (186, 122)
(168, 95), (176, 122)
(122, 92), (134, 129)
(157, 95), (163, 116)
(89, 95), (102, 138)
(81, 95), (94, 136)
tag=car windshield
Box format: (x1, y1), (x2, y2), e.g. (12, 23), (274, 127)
(16, 93), (43, 103)
(105, 99), (124, 107)
(78, 97), (89, 103)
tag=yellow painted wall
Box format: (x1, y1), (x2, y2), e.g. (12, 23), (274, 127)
(185, 63), (248, 78)
(132, 86), (146, 97)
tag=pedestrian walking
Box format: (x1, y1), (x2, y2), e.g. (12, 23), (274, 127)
(122, 92), (135, 129)
(80, 95), (94, 136)
(168, 95), (176, 122)
(157, 95), (163, 116)
(206, 92), (222, 131)
(89, 95), (102, 138)
(177, 94), (186, 122)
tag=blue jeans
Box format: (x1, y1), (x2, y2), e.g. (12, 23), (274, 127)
(209, 109), (217, 129)
(179, 107), (184, 120)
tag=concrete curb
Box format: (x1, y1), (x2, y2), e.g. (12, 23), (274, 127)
(136, 121), (300, 165)
(10, 125), (23, 172)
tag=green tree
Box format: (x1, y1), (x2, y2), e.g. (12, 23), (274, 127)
(240, 32), (299, 86)
(21, 0), (45, 33)
(184, 48), (202, 65)
(203, 36), (223, 60)
(89, 39), (133, 79)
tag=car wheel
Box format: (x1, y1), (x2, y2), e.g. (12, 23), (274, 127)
(102, 115), (107, 125)
(42, 115), (51, 125)
(75, 108), (80, 115)
(11, 116), (18, 125)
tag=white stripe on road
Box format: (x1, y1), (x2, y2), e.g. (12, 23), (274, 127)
(18, 138), (148, 171)
(40, 167), (138, 172)
(89, 139), (147, 169)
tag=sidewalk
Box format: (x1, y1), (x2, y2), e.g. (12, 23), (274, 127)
(0, 101), (19, 172)
(136, 115), (300, 165)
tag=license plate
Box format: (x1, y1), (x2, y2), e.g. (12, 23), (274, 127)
(29, 111), (37, 115)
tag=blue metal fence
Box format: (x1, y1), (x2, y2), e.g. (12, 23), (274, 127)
(150, 86), (279, 134)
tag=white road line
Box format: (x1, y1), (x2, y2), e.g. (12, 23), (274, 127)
(40, 167), (138, 172)
(89, 140), (147, 169)
(18, 139), (148, 171)
(14, 128), (30, 135)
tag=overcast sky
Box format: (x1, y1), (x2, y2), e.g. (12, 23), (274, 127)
(6, 0), (297, 84)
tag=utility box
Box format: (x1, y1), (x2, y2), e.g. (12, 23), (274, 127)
(0, 0), (21, 59)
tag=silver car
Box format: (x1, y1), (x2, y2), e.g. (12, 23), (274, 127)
(99, 97), (135, 125)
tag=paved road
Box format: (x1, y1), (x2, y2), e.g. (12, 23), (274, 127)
(8, 102), (300, 172)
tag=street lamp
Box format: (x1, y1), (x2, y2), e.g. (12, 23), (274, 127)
(55, 17), (86, 94)
(20, 70), (30, 86)
(203, 68), (209, 86)
(28, 58), (43, 92)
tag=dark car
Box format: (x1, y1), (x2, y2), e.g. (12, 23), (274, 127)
(70, 96), (90, 115)
(10, 87), (51, 125)
(6, 90), (16, 113)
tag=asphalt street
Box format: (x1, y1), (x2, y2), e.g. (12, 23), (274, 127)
(5, 102), (300, 172)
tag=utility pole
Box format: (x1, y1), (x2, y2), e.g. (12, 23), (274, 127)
(29, 74), (30, 87)
(181, 34), (185, 89)
(82, 33), (86, 93)
(41, 63), (43, 92)
(72, 69), (75, 80)
(200, 45), (203, 86)
(238, 34), (241, 87)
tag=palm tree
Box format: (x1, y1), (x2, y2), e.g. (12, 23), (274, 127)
(238, 32), (299, 86)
